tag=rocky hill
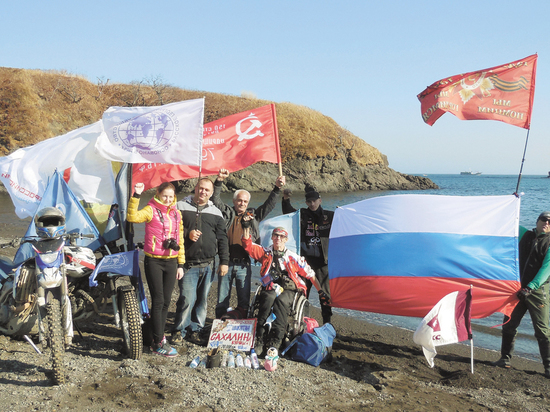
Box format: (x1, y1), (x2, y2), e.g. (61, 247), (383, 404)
(0, 67), (437, 193)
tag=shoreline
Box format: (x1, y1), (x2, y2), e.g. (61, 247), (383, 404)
(0, 204), (549, 410)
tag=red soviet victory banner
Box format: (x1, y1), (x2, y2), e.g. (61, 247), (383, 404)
(133, 104), (282, 191)
(418, 54), (537, 129)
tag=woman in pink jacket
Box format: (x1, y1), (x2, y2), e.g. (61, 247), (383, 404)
(127, 182), (185, 357)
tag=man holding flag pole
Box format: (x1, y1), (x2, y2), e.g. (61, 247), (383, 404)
(211, 167), (285, 320)
(492, 212), (550, 378)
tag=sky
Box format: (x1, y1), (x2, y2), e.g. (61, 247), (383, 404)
(2, 1), (549, 175)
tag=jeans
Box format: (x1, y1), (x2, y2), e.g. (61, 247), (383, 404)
(173, 262), (215, 335)
(215, 261), (252, 318)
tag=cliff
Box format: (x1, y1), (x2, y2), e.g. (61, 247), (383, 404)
(0, 67), (437, 192)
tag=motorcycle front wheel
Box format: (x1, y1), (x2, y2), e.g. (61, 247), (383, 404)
(118, 288), (143, 360)
(46, 296), (66, 385)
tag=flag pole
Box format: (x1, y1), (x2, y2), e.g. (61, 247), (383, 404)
(195, 97), (206, 231)
(271, 103), (283, 177)
(514, 128), (530, 194)
(470, 338), (474, 374)
(469, 285), (474, 374)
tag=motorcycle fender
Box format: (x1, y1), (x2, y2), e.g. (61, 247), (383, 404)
(37, 268), (63, 289)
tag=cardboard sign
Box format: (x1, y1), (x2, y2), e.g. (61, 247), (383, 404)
(207, 318), (257, 352)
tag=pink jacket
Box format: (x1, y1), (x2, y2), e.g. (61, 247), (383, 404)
(127, 196), (185, 264)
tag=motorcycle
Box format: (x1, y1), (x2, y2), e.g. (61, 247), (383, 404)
(0, 207), (82, 384)
(65, 243), (144, 361)
(0, 207), (145, 385)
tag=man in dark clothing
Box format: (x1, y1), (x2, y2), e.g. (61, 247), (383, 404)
(172, 178), (229, 345)
(211, 168), (285, 319)
(282, 185), (333, 324)
(493, 211), (550, 378)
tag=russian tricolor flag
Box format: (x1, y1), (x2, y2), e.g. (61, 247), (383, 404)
(328, 194), (521, 319)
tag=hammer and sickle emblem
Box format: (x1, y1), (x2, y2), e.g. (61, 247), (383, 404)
(236, 113), (265, 142)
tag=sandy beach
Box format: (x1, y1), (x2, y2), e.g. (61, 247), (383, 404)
(0, 230), (549, 411)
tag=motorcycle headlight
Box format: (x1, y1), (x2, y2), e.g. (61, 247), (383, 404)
(40, 252), (59, 264)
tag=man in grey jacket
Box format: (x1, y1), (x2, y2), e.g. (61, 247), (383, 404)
(211, 168), (285, 319)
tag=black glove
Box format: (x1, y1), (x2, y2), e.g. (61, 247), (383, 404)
(517, 287), (532, 301)
(241, 214), (253, 229)
(318, 290), (331, 306)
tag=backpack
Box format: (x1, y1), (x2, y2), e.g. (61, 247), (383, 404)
(282, 323), (336, 367)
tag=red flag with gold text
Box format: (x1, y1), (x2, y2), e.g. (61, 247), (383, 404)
(133, 104), (281, 191)
(418, 54), (537, 129)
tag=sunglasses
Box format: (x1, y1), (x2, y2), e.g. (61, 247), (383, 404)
(272, 234), (287, 239)
(540, 217), (550, 223)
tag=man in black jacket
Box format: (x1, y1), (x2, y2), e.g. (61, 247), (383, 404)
(211, 168), (285, 319)
(493, 211), (550, 378)
(172, 177), (229, 345)
(282, 185), (333, 324)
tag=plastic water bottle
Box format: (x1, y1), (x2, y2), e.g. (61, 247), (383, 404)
(250, 348), (260, 370)
(199, 357), (207, 368)
(265, 312), (276, 331)
(236, 353), (244, 368)
(221, 351), (228, 367)
(244, 355), (252, 368)
(189, 356), (200, 368)
(227, 351), (235, 368)
(274, 284), (284, 297)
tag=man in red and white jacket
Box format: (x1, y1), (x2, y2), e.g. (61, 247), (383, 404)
(242, 220), (330, 356)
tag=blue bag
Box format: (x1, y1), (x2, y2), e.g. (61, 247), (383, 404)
(282, 323), (336, 367)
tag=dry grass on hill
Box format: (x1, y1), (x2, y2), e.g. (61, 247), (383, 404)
(0, 67), (385, 166)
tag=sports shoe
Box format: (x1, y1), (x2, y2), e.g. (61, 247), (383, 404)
(491, 357), (511, 369)
(170, 331), (185, 346)
(152, 337), (178, 357)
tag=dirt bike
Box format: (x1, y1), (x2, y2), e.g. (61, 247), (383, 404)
(66, 244), (144, 361)
(0, 231), (94, 385)
(0, 236), (145, 386)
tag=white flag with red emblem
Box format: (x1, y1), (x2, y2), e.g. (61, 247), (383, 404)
(413, 289), (472, 367)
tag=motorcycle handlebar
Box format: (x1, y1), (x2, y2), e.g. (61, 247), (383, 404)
(66, 233), (96, 239)
(20, 233), (96, 245)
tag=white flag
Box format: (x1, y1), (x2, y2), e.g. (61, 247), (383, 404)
(413, 289), (472, 367)
(259, 211), (300, 254)
(0, 121), (116, 218)
(97, 98), (204, 165)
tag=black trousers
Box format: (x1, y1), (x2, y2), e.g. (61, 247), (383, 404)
(304, 265), (332, 323)
(257, 285), (299, 347)
(144, 256), (178, 345)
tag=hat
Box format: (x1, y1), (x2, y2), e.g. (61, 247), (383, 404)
(305, 190), (320, 201)
(538, 211), (550, 221)
(272, 227), (288, 238)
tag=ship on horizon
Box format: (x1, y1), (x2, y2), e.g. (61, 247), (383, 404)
(460, 170), (482, 175)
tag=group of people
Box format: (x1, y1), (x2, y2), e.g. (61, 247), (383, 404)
(127, 169), (333, 358)
(127, 169), (550, 379)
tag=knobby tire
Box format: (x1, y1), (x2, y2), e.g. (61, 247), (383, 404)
(119, 289), (143, 360)
(46, 297), (66, 385)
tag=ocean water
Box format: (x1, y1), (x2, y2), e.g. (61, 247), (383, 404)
(240, 174), (550, 362)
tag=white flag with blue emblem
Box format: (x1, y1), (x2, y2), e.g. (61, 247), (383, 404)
(97, 98), (204, 165)
(259, 211), (300, 254)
